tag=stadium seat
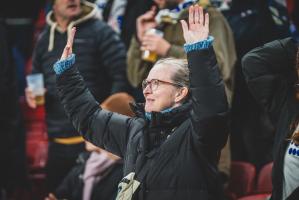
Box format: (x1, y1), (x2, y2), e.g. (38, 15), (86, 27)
(227, 161), (256, 198)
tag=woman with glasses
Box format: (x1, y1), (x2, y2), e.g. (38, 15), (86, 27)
(242, 37), (299, 199)
(54, 5), (228, 200)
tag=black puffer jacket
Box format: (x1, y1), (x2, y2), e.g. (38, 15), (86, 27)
(242, 37), (299, 200)
(56, 46), (229, 199)
(31, 1), (128, 139)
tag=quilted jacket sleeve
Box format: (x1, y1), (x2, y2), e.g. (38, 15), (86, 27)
(56, 65), (139, 158)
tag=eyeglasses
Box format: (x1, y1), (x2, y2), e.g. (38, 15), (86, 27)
(142, 79), (183, 91)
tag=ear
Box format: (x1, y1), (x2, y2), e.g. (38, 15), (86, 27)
(174, 87), (189, 103)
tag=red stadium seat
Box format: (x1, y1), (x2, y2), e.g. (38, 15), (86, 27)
(26, 140), (48, 171)
(238, 193), (271, 200)
(19, 96), (48, 172)
(227, 161), (257, 198)
(256, 162), (273, 194)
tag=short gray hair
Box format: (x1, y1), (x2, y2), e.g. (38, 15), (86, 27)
(155, 58), (190, 88)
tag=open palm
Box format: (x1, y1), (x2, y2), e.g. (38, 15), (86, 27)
(180, 5), (209, 44)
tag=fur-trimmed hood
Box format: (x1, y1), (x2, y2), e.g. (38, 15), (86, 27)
(46, 0), (99, 51)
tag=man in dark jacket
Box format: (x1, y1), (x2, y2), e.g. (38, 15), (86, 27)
(25, 0), (128, 192)
(55, 5), (228, 200)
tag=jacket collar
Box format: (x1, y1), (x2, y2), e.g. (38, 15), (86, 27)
(130, 100), (192, 128)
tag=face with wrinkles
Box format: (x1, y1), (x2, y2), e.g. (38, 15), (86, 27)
(143, 63), (188, 113)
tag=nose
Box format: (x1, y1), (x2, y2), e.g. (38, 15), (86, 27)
(143, 84), (152, 96)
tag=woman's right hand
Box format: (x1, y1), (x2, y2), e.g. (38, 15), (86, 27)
(180, 5), (209, 44)
(60, 27), (76, 60)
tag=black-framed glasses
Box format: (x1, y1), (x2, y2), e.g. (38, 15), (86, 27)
(142, 79), (183, 91)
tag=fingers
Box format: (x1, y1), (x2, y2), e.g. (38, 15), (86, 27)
(139, 9), (156, 21)
(136, 8), (157, 41)
(67, 27), (76, 49)
(140, 36), (155, 49)
(204, 12), (209, 27)
(150, 5), (156, 13)
(199, 6), (204, 25)
(189, 5), (206, 26)
(141, 34), (162, 48)
(180, 20), (188, 37)
(25, 88), (36, 107)
(142, 34), (160, 41)
(194, 5), (199, 24)
(60, 27), (76, 60)
(188, 5), (194, 25)
(61, 46), (70, 60)
(65, 46), (71, 56)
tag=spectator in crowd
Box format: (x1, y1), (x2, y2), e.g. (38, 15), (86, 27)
(86, 0), (154, 49)
(0, 0), (46, 94)
(45, 92), (134, 200)
(120, 0), (155, 49)
(45, 141), (123, 200)
(0, 20), (27, 199)
(225, 0), (290, 171)
(127, 0), (236, 104)
(54, 5), (229, 199)
(242, 36), (299, 199)
(94, 0), (155, 49)
(95, 0), (128, 33)
(127, 0), (236, 184)
(25, 0), (128, 192)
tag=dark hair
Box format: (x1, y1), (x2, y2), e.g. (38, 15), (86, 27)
(290, 116), (299, 145)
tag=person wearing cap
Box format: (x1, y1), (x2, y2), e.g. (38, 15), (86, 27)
(25, 0), (129, 192)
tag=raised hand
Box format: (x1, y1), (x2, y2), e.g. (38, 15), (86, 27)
(180, 5), (209, 44)
(60, 27), (76, 60)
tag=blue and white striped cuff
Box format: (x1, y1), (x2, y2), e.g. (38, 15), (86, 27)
(183, 36), (214, 53)
(53, 54), (76, 75)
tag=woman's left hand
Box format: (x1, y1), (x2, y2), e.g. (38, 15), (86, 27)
(180, 5), (209, 44)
